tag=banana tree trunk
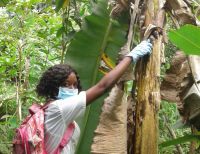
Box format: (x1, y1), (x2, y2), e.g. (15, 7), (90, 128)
(133, 0), (166, 153)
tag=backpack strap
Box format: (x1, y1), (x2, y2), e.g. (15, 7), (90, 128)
(29, 104), (42, 115)
(42, 100), (75, 153)
(29, 101), (52, 115)
(60, 122), (75, 148)
(53, 122), (75, 154)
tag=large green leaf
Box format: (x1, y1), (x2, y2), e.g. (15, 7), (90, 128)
(159, 134), (200, 148)
(65, 0), (127, 153)
(168, 25), (200, 55)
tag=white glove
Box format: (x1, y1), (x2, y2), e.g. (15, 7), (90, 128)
(126, 39), (152, 63)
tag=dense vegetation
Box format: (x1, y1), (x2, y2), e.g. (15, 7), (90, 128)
(0, 0), (200, 153)
(0, 0), (90, 152)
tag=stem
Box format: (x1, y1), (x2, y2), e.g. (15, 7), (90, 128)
(44, 44), (49, 68)
(101, 20), (112, 51)
(17, 44), (23, 121)
(167, 10), (180, 28)
(61, 5), (70, 64)
(189, 126), (198, 154)
(16, 78), (21, 121)
(126, 0), (140, 51)
(91, 19), (112, 93)
(163, 115), (184, 154)
(21, 57), (30, 105)
(73, 0), (81, 27)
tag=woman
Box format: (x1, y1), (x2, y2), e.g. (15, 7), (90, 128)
(36, 40), (152, 154)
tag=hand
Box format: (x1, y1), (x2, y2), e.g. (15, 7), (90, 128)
(126, 39), (152, 63)
(139, 15), (162, 42)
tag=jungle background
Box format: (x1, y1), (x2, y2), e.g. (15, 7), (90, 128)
(0, 0), (200, 154)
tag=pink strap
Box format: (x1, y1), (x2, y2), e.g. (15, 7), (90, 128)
(54, 122), (75, 154)
(29, 104), (41, 114)
(29, 101), (52, 115)
(19, 127), (31, 154)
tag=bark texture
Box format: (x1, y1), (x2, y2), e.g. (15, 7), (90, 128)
(133, 0), (166, 153)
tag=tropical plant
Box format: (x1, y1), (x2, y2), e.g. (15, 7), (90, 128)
(58, 0), (200, 153)
(169, 25), (200, 55)
(159, 101), (191, 153)
(158, 0), (200, 152)
(64, 0), (128, 153)
(0, 0), (62, 152)
(1, 0), (200, 153)
(158, 24), (200, 153)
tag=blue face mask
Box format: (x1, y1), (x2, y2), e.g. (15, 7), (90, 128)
(57, 87), (78, 99)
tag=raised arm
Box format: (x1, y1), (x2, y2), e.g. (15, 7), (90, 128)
(86, 40), (152, 105)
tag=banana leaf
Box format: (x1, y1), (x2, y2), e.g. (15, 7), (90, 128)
(159, 134), (200, 148)
(65, 0), (128, 153)
(169, 25), (200, 55)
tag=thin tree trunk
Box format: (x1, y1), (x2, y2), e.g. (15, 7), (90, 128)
(163, 115), (184, 154)
(189, 126), (198, 154)
(133, 0), (166, 153)
(17, 44), (23, 121)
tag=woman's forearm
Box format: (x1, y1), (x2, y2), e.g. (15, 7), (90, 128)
(86, 56), (132, 104)
(97, 56), (132, 89)
(86, 40), (152, 105)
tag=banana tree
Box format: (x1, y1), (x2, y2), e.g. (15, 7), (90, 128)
(64, 0), (166, 153)
(133, 0), (166, 153)
(90, 0), (141, 153)
(161, 0), (200, 152)
(64, 0), (128, 153)
(63, 0), (200, 153)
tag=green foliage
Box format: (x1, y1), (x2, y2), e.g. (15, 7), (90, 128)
(1, 0), (199, 154)
(161, 41), (177, 80)
(65, 0), (128, 153)
(165, 23), (200, 153)
(160, 134), (200, 148)
(168, 24), (200, 55)
(159, 101), (191, 153)
(55, 0), (69, 12)
(0, 0), (63, 152)
(0, 0), (9, 7)
(0, 0), (94, 153)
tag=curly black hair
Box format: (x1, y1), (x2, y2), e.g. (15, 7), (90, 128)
(36, 64), (82, 100)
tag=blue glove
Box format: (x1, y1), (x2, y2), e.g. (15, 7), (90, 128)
(126, 39), (152, 63)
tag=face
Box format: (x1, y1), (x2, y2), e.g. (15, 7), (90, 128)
(64, 72), (78, 89)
